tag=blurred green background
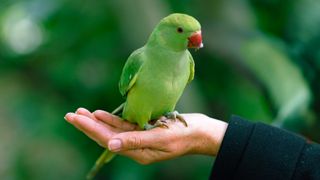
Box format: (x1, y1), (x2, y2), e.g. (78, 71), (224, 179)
(1, 0), (320, 179)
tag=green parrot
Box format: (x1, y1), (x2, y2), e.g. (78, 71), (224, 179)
(87, 13), (202, 179)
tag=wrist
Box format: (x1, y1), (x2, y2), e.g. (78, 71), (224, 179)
(186, 114), (228, 156)
(203, 118), (228, 156)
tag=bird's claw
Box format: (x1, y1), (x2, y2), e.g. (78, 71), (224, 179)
(165, 111), (188, 127)
(144, 111), (188, 130)
(144, 119), (169, 130)
(154, 119), (169, 128)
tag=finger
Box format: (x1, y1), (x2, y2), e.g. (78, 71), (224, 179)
(65, 113), (113, 147)
(75, 107), (96, 120)
(74, 108), (125, 133)
(93, 110), (139, 131)
(108, 130), (162, 152)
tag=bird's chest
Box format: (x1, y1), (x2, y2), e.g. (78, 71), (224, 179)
(139, 53), (189, 94)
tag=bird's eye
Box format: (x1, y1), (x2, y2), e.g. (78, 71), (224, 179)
(177, 27), (183, 33)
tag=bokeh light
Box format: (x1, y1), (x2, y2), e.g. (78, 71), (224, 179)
(1, 3), (44, 55)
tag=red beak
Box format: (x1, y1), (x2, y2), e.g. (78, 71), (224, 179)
(188, 31), (203, 49)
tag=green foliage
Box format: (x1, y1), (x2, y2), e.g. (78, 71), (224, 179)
(1, 0), (320, 179)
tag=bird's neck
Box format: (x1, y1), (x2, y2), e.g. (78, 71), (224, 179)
(144, 45), (189, 69)
(146, 28), (187, 52)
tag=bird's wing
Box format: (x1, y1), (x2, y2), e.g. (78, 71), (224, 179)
(119, 47), (145, 97)
(187, 51), (195, 83)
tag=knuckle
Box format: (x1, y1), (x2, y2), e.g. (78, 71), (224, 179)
(127, 136), (142, 148)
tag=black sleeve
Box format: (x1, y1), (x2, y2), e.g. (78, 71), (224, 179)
(210, 115), (320, 180)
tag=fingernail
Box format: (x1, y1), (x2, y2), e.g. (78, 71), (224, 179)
(64, 113), (75, 122)
(95, 110), (106, 115)
(108, 139), (122, 152)
(93, 110), (102, 115)
(76, 107), (84, 114)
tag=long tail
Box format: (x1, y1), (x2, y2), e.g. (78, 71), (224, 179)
(86, 103), (125, 180)
(86, 150), (116, 180)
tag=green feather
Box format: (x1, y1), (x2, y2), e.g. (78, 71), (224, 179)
(120, 13), (200, 128)
(187, 50), (195, 83)
(119, 47), (145, 97)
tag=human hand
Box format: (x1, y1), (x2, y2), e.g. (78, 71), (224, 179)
(64, 108), (139, 148)
(65, 109), (228, 164)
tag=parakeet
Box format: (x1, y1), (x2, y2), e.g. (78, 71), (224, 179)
(87, 13), (202, 179)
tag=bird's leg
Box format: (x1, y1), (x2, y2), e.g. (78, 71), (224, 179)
(165, 111), (188, 127)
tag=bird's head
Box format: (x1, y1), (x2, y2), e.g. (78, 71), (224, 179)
(148, 13), (203, 51)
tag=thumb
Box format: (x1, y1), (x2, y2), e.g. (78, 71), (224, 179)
(108, 131), (150, 152)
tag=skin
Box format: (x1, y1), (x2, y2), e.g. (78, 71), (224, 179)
(65, 108), (228, 164)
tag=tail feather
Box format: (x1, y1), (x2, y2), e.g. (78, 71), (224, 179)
(86, 103), (124, 180)
(86, 150), (116, 180)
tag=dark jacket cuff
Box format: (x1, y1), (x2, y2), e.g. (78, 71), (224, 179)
(210, 115), (305, 180)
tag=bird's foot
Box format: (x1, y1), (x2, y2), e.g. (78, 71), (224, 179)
(154, 118), (170, 129)
(144, 118), (169, 130)
(144, 111), (187, 130)
(165, 111), (188, 127)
